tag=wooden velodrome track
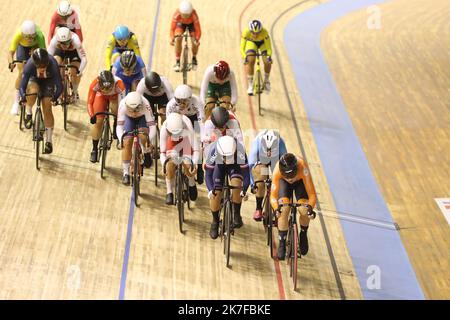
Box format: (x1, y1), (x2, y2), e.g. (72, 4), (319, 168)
(0, 0), (447, 299)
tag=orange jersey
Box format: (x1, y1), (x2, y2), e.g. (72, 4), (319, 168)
(87, 77), (125, 117)
(170, 9), (201, 40)
(270, 156), (317, 210)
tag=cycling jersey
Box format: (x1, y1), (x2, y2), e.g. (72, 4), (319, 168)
(116, 96), (156, 143)
(170, 9), (201, 41)
(48, 10), (83, 43)
(202, 111), (243, 147)
(270, 156), (317, 210)
(160, 114), (200, 166)
(105, 33), (141, 70)
(240, 27), (272, 58)
(112, 56), (146, 94)
(166, 95), (204, 122)
(248, 132), (288, 184)
(204, 139), (250, 193)
(9, 26), (46, 52)
(136, 76), (174, 100)
(87, 76), (125, 118)
(19, 55), (62, 100)
(200, 65), (238, 105)
(48, 32), (87, 74)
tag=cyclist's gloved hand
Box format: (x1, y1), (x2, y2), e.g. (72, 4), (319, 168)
(250, 184), (257, 194)
(240, 191), (248, 201)
(19, 95), (27, 104)
(170, 38), (175, 46)
(9, 62), (16, 72)
(208, 190), (216, 199)
(51, 97), (58, 105)
(299, 204), (312, 217)
(267, 56), (273, 64)
(90, 115), (97, 124)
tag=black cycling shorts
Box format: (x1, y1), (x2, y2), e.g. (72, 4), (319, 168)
(278, 179), (309, 201)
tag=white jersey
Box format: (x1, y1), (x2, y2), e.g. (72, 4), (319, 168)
(166, 95), (205, 121)
(47, 32), (87, 74)
(203, 116), (244, 147)
(200, 65), (238, 105)
(160, 114), (200, 166)
(116, 96), (156, 143)
(136, 76), (174, 100)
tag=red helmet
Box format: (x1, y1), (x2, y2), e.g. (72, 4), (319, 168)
(214, 60), (230, 80)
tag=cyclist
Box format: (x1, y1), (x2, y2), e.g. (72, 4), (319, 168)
(160, 113), (199, 205)
(19, 49), (63, 154)
(112, 51), (146, 94)
(105, 25), (141, 71)
(202, 106), (243, 151)
(205, 135), (250, 239)
(87, 70), (125, 163)
(116, 92), (156, 185)
(270, 153), (317, 260)
(200, 60), (238, 120)
(8, 20), (46, 115)
(48, 1), (83, 44)
(240, 19), (273, 95)
(48, 27), (87, 103)
(166, 84), (204, 184)
(136, 71), (174, 125)
(170, 0), (201, 72)
(249, 129), (287, 221)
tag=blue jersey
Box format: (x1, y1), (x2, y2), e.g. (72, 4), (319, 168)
(248, 133), (287, 184)
(205, 140), (250, 193)
(113, 56), (145, 94)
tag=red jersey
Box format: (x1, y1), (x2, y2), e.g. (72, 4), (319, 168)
(48, 10), (83, 43)
(170, 9), (201, 40)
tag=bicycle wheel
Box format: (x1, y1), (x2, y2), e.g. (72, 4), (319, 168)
(182, 45), (189, 84)
(177, 167), (184, 233)
(287, 221), (299, 290)
(132, 146), (140, 207)
(267, 207), (274, 258)
(100, 118), (109, 178)
(34, 109), (43, 170)
(224, 199), (232, 268)
(19, 103), (25, 131)
(62, 76), (69, 131)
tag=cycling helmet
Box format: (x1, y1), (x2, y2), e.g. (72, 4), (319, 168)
(261, 129), (279, 152)
(57, 1), (73, 17)
(98, 70), (115, 91)
(114, 25), (130, 41)
(216, 136), (236, 157)
(32, 48), (50, 68)
(166, 113), (184, 135)
(174, 84), (192, 104)
(210, 107), (229, 128)
(179, 1), (193, 15)
(279, 153), (298, 179)
(249, 19), (262, 33)
(214, 60), (230, 80)
(56, 27), (72, 44)
(21, 20), (36, 35)
(120, 51), (137, 69)
(144, 71), (162, 91)
(125, 92), (144, 114)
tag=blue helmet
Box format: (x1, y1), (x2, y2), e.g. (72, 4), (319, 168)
(249, 20), (262, 33)
(114, 25), (130, 41)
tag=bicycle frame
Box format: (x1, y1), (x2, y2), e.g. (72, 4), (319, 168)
(23, 92), (45, 170)
(59, 58), (79, 131)
(254, 176), (274, 258)
(175, 30), (192, 84)
(93, 109), (116, 178)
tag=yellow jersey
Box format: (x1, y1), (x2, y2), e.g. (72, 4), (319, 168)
(240, 27), (272, 58)
(9, 26), (46, 52)
(105, 33), (142, 70)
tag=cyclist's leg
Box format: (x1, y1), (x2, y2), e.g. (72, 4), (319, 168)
(121, 116), (136, 185)
(90, 93), (108, 161)
(40, 81), (56, 153)
(276, 179), (293, 259)
(188, 25), (198, 67)
(24, 81), (39, 128)
(218, 81), (233, 111)
(53, 51), (65, 79)
(12, 46), (32, 114)
(68, 53), (82, 98)
(108, 95), (119, 139)
(182, 159), (197, 200)
(204, 96), (217, 121)
(173, 23), (186, 69)
(165, 159), (176, 204)
(259, 45), (272, 91)
(155, 93), (169, 124)
(244, 42), (258, 94)
(252, 164), (268, 220)
(136, 116), (152, 168)
(294, 180), (311, 255)
(229, 166), (245, 228)
(208, 164), (225, 239)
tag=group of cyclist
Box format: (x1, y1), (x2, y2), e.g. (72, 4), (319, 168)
(7, 0), (317, 261)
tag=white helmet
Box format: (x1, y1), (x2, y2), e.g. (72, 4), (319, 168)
(217, 136), (236, 157)
(125, 92), (144, 114)
(56, 27), (72, 43)
(261, 129), (279, 151)
(166, 113), (184, 135)
(179, 1), (193, 15)
(57, 1), (73, 16)
(174, 84), (192, 101)
(21, 20), (36, 35)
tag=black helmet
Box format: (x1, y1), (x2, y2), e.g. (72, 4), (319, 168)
(119, 51), (137, 69)
(32, 48), (50, 67)
(98, 70), (114, 91)
(210, 106), (229, 128)
(279, 153), (298, 179)
(145, 71), (162, 91)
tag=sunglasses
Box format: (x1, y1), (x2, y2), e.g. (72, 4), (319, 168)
(23, 33), (36, 40)
(60, 40), (72, 46)
(175, 98), (189, 105)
